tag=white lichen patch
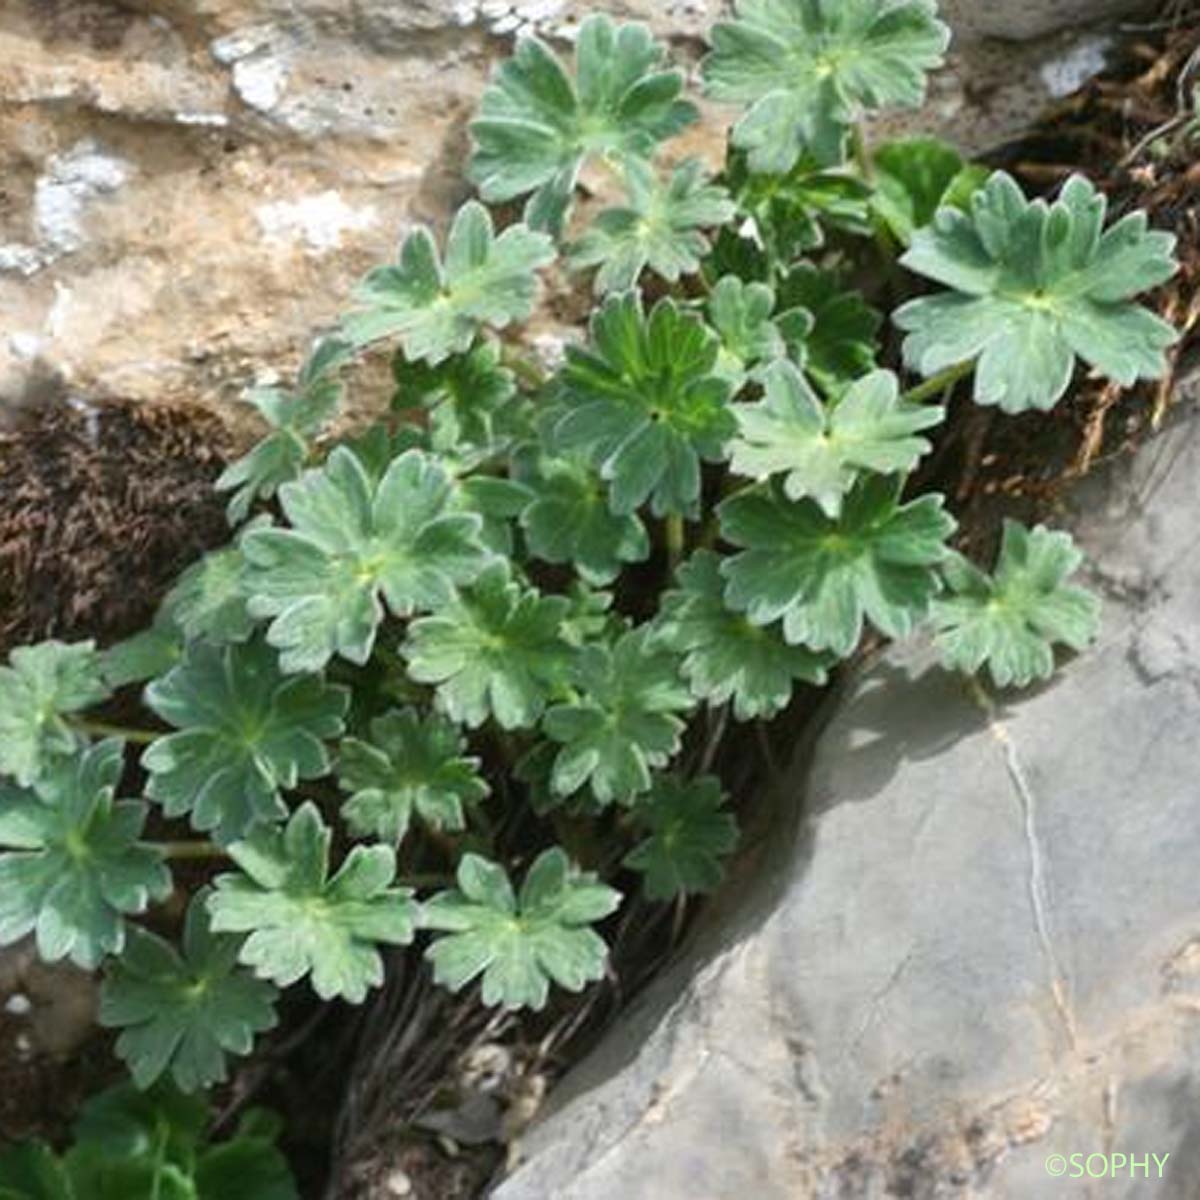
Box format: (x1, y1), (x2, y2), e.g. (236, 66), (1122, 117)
(256, 191), (378, 254)
(0, 140), (131, 276)
(476, 0), (569, 38)
(211, 27), (290, 114)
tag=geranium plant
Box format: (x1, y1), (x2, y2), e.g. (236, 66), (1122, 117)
(0, 0), (1178, 1151)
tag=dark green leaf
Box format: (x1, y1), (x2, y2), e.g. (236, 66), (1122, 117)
(338, 708), (488, 844)
(624, 775), (738, 900)
(0, 741), (171, 969)
(143, 639), (347, 844)
(100, 889), (279, 1092)
(719, 475), (955, 655)
(555, 293), (735, 518)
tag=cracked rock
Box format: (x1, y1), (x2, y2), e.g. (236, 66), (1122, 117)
(495, 382), (1200, 1198)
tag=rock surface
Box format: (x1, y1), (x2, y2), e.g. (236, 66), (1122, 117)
(0, 0), (1153, 420)
(493, 382), (1200, 1198)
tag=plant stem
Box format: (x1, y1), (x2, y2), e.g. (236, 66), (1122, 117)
(68, 717), (159, 745)
(162, 840), (225, 861)
(666, 514), (685, 570)
(502, 346), (547, 390)
(901, 359), (977, 405)
(850, 122), (875, 184)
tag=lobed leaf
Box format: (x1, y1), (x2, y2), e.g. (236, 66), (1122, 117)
(656, 550), (832, 721)
(0, 641), (110, 787)
(719, 474), (955, 655)
(468, 14), (697, 234)
(100, 889), (279, 1092)
(208, 803), (418, 1004)
(702, 0), (950, 172)
(423, 848), (620, 1011)
(729, 361), (942, 516)
(343, 202), (554, 365)
(568, 159), (735, 295)
(932, 520), (1101, 687)
(895, 172), (1179, 412)
(0, 741), (171, 969)
(403, 562), (574, 730)
(624, 775), (738, 900)
(543, 627), (693, 805)
(554, 293), (736, 518)
(513, 444), (651, 585)
(215, 336), (351, 525)
(143, 639), (347, 844)
(241, 446), (493, 672)
(337, 708), (488, 845)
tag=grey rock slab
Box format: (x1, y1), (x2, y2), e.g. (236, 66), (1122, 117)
(494, 389), (1200, 1199)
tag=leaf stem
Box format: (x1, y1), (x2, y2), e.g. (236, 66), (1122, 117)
(68, 717), (160, 745)
(901, 359), (977, 405)
(501, 346), (548, 390)
(666, 514), (686, 570)
(162, 840), (225, 861)
(850, 122), (875, 184)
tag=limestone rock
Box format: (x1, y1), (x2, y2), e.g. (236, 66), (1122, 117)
(0, 0), (1152, 421)
(494, 383), (1200, 1197)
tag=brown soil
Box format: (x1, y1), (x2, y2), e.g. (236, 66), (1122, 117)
(0, 397), (232, 657)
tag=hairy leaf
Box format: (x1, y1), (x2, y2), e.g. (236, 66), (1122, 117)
(543, 627), (692, 804)
(337, 708), (488, 845)
(423, 849), (620, 1011)
(932, 520), (1101, 687)
(702, 0), (950, 171)
(656, 550), (832, 720)
(624, 775), (738, 900)
(568, 159), (734, 295)
(895, 172), (1179, 412)
(468, 14), (697, 234)
(242, 447), (492, 672)
(0, 741), (171, 969)
(403, 563), (573, 730)
(101, 889), (279, 1092)
(729, 362), (942, 515)
(343, 202), (554, 365)
(555, 293), (736, 517)
(0, 641), (110, 787)
(208, 803), (417, 1003)
(143, 640), (347, 844)
(719, 474), (955, 655)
